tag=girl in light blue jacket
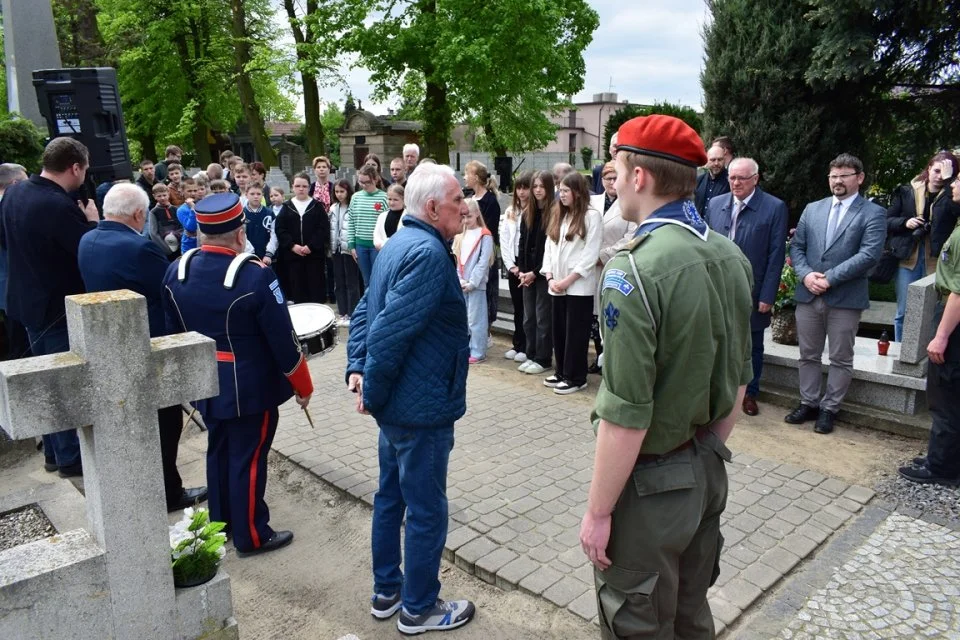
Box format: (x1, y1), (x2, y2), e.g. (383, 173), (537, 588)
(454, 198), (495, 363)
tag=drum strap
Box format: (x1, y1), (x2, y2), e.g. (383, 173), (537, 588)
(224, 253), (259, 290)
(177, 248), (200, 282)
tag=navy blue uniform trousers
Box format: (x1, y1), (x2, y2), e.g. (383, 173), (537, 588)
(205, 407), (278, 553)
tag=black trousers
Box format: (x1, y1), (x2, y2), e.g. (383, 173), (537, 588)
(486, 263), (500, 326)
(522, 278), (553, 367)
(507, 272), (526, 353)
(926, 302), (960, 477)
(552, 294), (593, 386)
(332, 252), (362, 316)
(325, 257), (336, 303)
(157, 405), (185, 504)
(3, 312), (30, 360)
(285, 256), (327, 304)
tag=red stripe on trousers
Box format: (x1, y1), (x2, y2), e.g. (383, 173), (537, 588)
(248, 411), (270, 548)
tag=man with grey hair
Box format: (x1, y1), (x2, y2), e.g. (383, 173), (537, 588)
(78, 182), (208, 512)
(206, 163), (224, 181)
(402, 143), (420, 175)
(553, 161), (575, 187)
(706, 157), (788, 416)
(346, 163), (476, 634)
(0, 163), (29, 360)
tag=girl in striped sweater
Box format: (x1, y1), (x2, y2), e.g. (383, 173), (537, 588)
(348, 164), (388, 286)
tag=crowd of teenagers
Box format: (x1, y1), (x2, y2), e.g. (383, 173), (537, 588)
(133, 145), (630, 394)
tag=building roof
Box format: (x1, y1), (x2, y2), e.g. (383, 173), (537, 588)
(266, 121), (301, 137)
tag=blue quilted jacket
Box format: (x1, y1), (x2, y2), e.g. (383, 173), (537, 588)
(346, 216), (470, 428)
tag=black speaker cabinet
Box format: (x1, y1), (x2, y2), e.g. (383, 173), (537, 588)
(32, 67), (132, 182)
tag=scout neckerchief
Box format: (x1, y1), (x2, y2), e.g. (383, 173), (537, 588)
(634, 198), (709, 240)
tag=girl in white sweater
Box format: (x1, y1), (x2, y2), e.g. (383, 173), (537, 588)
(541, 172), (601, 394)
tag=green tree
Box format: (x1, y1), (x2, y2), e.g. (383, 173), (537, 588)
(229, 0), (278, 166)
(701, 0), (873, 220)
(0, 114), (46, 173)
(602, 102), (702, 162)
(319, 101), (345, 167)
(52, 0), (111, 67)
(319, 0), (598, 159)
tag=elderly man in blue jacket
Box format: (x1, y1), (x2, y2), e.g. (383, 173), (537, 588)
(706, 158), (789, 416)
(346, 163), (476, 635)
(78, 182), (207, 512)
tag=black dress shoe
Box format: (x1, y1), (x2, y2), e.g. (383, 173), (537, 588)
(742, 395), (759, 416)
(167, 486), (209, 512)
(898, 464), (960, 486)
(587, 361), (602, 375)
(57, 462), (83, 478)
(784, 404), (819, 424)
(236, 530), (293, 557)
(813, 410), (836, 434)
(44, 457), (58, 473)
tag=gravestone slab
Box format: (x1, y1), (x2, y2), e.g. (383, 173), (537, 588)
(896, 273), (937, 369)
(265, 167), (290, 195)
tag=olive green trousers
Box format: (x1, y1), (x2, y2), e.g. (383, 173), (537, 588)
(594, 430), (731, 640)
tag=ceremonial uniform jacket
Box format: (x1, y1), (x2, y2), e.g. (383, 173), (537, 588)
(593, 200), (754, 454)
(162, 246), (313, 420)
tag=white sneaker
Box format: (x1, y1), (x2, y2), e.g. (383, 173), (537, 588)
(543, 375), (563, 388)
(341, 315), (351, 327)
(524, 362), (546, 375)
(518, 360), (533, 373)
(487, 334), (494, 348)
(554, 381), (587, 395)
(504, 349), (518, 359)
(513, 352), (528, 363)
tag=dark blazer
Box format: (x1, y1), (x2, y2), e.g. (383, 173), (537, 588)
(790, 194), (887, 310)
(695, 168), (730, 214)
(275, 198), (330, 260)
(885, 181), (960, 264)
(78, 220), (171, 336)
(0, 175), (97, 330)
(516, 204), (548, 279)
(706, 188), (789, 330)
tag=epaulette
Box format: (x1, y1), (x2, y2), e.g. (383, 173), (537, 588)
(623, 232), (653, 252)
(224, 253), (261, 289)
(177, 248), (201, 282)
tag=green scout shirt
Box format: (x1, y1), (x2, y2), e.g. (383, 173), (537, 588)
(593, 223), (754, 454)
(935, 224), (960, 296)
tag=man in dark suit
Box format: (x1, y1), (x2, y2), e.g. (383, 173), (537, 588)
(78, 182), (207, 512)
(786, 153), (886, 434)
(706, 158), (788, 416)
(694, 142), (731, 214)
(1, 137), (100, 476)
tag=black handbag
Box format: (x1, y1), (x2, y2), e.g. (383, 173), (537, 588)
(868, 250), (899, 284)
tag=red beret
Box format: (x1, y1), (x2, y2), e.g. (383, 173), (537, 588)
(615, 115), (708, 168)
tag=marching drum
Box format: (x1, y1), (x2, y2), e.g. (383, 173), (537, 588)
(288, 304), (338, 358)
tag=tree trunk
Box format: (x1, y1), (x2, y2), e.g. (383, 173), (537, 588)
(173, 32), (211, 165)
(482, 114), (507, 157)
(192, 125), (212, 167)
(421, 73), (452, 162)
(136, 134), (158, 162)
(230, 0), (277, 167)
(283, 0), (324, 158)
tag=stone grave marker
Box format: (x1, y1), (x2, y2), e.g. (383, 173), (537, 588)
(0, 290), (236, 640)
(265, 167), (290, 195)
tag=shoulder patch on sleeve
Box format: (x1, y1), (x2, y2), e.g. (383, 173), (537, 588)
(602, 269), (635, 296)
(269, 279), (285, 304)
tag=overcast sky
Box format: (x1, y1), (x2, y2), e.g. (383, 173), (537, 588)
(311, 0), (708, 116)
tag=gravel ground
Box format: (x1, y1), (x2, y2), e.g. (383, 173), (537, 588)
(874, 461), (960, 526)
(0, 504), (57, 552)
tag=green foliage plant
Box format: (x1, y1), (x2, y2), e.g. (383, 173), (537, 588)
(169, 507), (226, 586)
(0, 114), (46, 173)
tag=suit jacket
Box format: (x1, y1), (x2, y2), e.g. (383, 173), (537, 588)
(790, 194), (886, 310)
(695, 168), (730, 214)
(706, 188), (788, 330)
(78, 220), (171, 336)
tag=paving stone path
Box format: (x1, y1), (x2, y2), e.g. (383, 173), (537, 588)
(275, 343), (877, 635)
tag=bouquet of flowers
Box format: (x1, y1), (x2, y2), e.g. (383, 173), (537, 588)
(774, 253), (798, 312)
(169, 507), (226, 587)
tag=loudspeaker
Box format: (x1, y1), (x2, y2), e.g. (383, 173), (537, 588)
(32, 67), (133, 182)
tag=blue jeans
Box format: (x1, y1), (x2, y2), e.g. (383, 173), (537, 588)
(894, 249), (926, 342)
(355, 245), (379, 288)
(465, 288), (488, 359)
(372, 424), (454, 615)
(26, 324), (81, 467)
(747, 328), (765, 397)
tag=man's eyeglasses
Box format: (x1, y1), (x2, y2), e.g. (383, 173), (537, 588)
(828, 173), (858, 181)
(602, 176), (616, 183)
(728, 174), (756, 183)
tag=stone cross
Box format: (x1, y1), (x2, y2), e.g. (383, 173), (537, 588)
(0, 291), (218, 639)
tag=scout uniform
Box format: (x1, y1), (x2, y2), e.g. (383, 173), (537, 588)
(162, 193), (313, 556)
(590, 116), (754, 639)
(899, 223), (960, 484)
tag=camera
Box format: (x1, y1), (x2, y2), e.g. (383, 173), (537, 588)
(912, 221), (931, 238)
